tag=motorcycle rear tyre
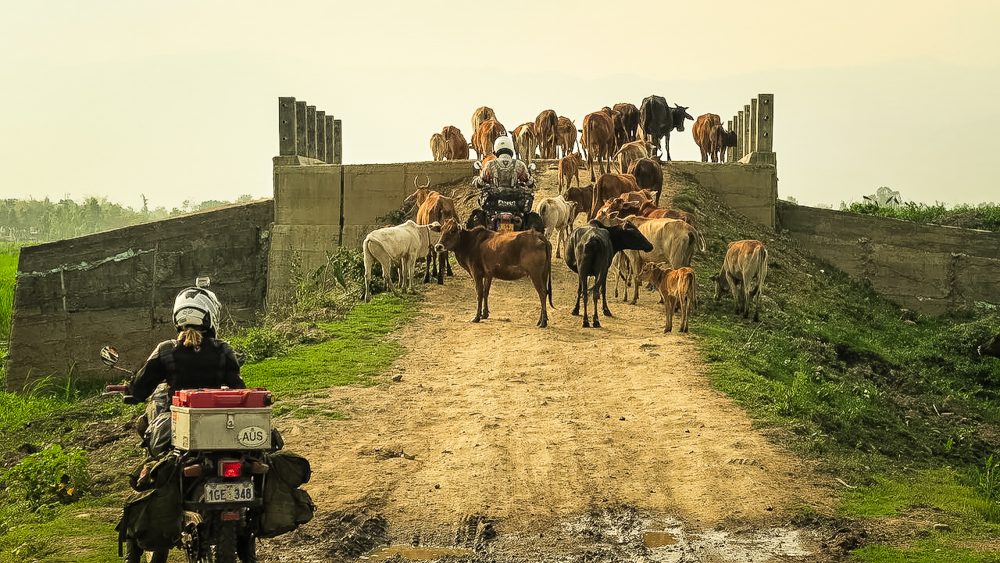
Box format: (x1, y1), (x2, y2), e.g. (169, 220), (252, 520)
(212, 523), (238, 563)
(125, 540), (168, 563)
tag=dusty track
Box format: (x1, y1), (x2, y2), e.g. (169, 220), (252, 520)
(259, 168), (836, 562)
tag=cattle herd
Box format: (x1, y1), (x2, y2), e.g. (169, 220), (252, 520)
(365, 98), (766, 333)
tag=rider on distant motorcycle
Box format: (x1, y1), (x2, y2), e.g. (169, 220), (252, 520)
(473, 135), (536, 216)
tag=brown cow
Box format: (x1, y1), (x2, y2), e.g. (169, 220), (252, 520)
(582, 111), (616, 182)
(429, 133), (447, 161)
(556, 116), (578, 158)
(613, 102), (640, 142)
(641, 264), (696, 333)
(591, 173), (639, 217)
(620, 216), (704, 304)
(602, 106), (629, 150)
(693, 113), (723, 162)
(564, 184), (594, 222)
(471, 106), (496, 136)
(512, 122), (538, 163)
(594, 197), (641, 225)
(434, 219), (553, 327)
(441, 126), (469, 160)
(479, 154), (497, 177)
(535, 109), (558, 159)
(712, 240), (768, 321)
(472, 118), (507, 160)
(403, 177), (461, 284)
(558, 152), (585, 192)
(627, 158), (664, 206)
(613, 140), (650, 175)
(713, 127), (738, 162)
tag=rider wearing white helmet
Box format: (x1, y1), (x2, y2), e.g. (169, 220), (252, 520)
(478, 135), (535, 212)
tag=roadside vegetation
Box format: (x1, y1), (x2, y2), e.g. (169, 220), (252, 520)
(843, 200), (1000, 232)
(0, 245), (412, 561)
(669, 171), (1000, 559)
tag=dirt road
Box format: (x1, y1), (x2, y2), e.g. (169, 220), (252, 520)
(259, 169), (836, 562)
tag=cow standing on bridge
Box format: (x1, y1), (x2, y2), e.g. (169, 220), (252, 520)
(639, 95), (693, 161)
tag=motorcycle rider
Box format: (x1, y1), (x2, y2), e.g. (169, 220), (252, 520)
(473, 135), (536, 215)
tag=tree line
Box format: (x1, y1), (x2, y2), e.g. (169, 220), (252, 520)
(0, 195), (259, 243)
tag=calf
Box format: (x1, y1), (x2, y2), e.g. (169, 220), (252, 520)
(712, 240), (769, 321)
(565, 220), (652, 328)
(980, 334), (1000, 358)
(641, 263), (696, 332)
(558, 152), (584, 192)
(536, 195), (577, 259)
(435, 219), (553, 328)
(363, 220), (441, 301)
(564, 184), (594, 222)
(403, 178), (461, 284)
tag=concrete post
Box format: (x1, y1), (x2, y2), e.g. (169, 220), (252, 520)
(316, 110), (327, 163)
(736, 111), (745, 161)
(324, 115), (335, 164)
(306, 105), (317, 159)
(743, 104), (751, 157)
(756, 93), (774, 152)
(294, 101), (308, 157)
(333, 119), (343, 164)
(749, 98), (759, 154)
(278, 97), (297, 156)
(726, 119), (734, 162)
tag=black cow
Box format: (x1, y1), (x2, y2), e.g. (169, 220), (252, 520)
(628, 157), (664, 206)
(639, 95), (693, 161)
(980, 334), (1000, 358)
(565, 220), (653, 328)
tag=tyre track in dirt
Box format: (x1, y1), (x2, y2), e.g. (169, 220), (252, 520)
(259, 168), (836, 562)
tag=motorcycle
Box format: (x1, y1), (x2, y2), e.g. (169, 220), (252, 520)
(467, 160), (545, 233)
(102, 346), (273, 563)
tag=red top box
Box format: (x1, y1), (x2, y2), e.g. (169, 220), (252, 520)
(172, 388), (272, 408)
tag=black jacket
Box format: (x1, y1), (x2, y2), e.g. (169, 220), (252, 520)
(129, 338), (245, 402)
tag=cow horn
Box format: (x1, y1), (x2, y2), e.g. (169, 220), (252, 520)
(421, 175), (431, 188)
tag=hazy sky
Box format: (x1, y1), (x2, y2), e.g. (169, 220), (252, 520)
(2, 1), (998, 208)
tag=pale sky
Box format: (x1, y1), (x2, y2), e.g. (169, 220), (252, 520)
(2, 1), (998, 208)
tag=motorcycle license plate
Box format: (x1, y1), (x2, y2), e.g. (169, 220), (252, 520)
(499, 222), (514, 232)
(205, 481), (254, 503)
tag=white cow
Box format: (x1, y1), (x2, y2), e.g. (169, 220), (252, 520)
(619, 216), (705, 305)
(362, 220), (440, 301)
(536, 195), (577, 259)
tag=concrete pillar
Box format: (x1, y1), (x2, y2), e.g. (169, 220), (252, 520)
(278, 97), (297, 156)
(306, 105), (317, 159)
(726, 119), (734, 163)
(316, 110), (327, 163)
(742, 104), (751, 157)
(756, 93), (774, 152)
(736, 111), (745, 160)
(295, 101), (308, 157)
(749, 98), (759, 154)
(324, 115), (335, 164)
(333, 119), (343, 164)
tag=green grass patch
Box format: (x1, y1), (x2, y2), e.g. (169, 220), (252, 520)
(0, 244), (18, 379)
(0, 496), (121, 563)
(241, 293), (414, 397)
(845, 200), (1000, 232)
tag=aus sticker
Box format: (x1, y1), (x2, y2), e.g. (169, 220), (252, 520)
(237, 426), (268, 448)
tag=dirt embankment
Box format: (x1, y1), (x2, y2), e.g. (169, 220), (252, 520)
(259, 167), (839, 562)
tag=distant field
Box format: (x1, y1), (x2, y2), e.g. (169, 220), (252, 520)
(0, 243), (17, 349)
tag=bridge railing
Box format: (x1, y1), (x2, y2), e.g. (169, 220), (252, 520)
(728, 93), (774, 165)
(277, 97), (342, 163)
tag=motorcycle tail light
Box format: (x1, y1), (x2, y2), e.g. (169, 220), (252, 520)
(182, 464), (203, 477)
(219, 460), (242, 478)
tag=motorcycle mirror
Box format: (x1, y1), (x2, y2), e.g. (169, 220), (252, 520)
(195, 276), (211, 288)
(473, 161), (482, 170)
(100, 345), (120, 367)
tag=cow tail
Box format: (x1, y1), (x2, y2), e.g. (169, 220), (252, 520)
(546, 238), (555, 308)
(694, 226), (706, 252)
(756, 246), (769, 296)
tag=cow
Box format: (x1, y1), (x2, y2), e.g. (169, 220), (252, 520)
(478, 154), (496, 177)
(536, 195), (577, 259)
(565, 220), (653, 328)
(613, 102), (640, 142)
(471, 106), (496, 136)
(712, 240), (768, 321)
(434, 219), (553, 327)
(692, 114), (723, 162)
(556, 116), (578, 158)
(595, 196), (693, 225)
(512, 122), (538, 163)
(472, 118), (507, 160)
(558, 152), (585, 192)
(639, 95), (693, 161)
(613, 140), (650, 176)
(591, 173), (639, 217)
(594, 197), (641, 225)
(535, 109), (559, 159)
(980, 334), (1000, 358)
(363, 220), (441, 301)
(441, 126), (469, 160)
(403, 177), (460, 284)
(714, 127), (738, 162)
(601, 106), (629, 150)
(620, 216), (705, 305)
(641, 264), (697, 333)
(581, 111), (616, 182)
(429, 133), (448, 161)
(564, 184), (594, 222)
(628, 158), (664, 206)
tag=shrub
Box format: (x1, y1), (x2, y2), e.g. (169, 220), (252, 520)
(229, 327), (288, 364)
(2, 444), (90, 509)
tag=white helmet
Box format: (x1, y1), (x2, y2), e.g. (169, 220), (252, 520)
(493, 135), (515, 157)
(173, 286), (221, 334)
